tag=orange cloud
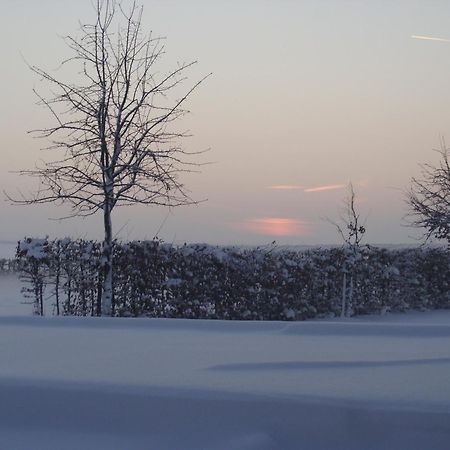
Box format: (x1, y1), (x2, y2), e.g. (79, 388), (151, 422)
(411, 34), (450, 43)
(268, 185), (304, 190)
(239, 218), (307, 236)
(304, 183), (346, 193)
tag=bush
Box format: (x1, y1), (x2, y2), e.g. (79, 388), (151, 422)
(16, 238), (450, 319)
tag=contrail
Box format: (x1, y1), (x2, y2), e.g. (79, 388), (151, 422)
(304, 184), (346, 193)
(268, 185), (304, 190)
(411, 34), (450, 43)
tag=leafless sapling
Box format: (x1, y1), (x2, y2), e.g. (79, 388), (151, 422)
(328, 182), (366, 317)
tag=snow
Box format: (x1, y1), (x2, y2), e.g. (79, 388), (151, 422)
(0, 241), (16, 259)
(0, 273), (449, 450)
(18, 237), (48, 259)
(0, 274), (30, 316)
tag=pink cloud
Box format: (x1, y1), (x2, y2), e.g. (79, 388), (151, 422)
(237, 217), (308, 237)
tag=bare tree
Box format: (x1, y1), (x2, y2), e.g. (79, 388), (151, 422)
(9, 0), (208, 315)
(407, 139), (450, 249)
(328, 182), (366, 317)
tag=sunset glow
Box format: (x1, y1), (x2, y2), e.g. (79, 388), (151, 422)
(240, 218), (307, 237)
(304, 184), (346, 193)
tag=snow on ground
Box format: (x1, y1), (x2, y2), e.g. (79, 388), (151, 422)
(0, 275), (450, 449)
(0, 274), (31, 316)
(0, 241), (16, 259)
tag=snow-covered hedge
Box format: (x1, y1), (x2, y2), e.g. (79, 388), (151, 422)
(16, 238), (450, 318)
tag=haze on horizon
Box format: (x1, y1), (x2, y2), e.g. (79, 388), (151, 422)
(1, 0), (450, 247)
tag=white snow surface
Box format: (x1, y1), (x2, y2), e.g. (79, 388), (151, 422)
(0, 276), (450, 449)
(0, 274), (30, 316)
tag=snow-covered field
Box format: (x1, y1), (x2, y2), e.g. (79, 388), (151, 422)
(0, 274), (30, 316)
(0, 241), (16, 259)
(0, 275), (450, 449)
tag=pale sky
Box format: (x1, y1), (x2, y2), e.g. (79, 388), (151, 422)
(2, 0), (450, 246)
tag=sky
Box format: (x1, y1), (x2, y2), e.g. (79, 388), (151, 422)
(1, 0), (450, 248)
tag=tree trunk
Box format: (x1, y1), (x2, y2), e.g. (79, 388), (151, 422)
(96, 270), (103, 316)
(55, 241), (60, 316)
(101, 206), (113, 316)
(39, 281), (44, 316)
(341, 271), (347, 318)
(348, 274), (354, 317)
(66, 276), (72, 315)
(55, 265), (60, 316)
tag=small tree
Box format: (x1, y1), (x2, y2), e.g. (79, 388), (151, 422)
(407, 140), (450, 249)
(328, 182), (366, 317)
(10, 0), (208, 315)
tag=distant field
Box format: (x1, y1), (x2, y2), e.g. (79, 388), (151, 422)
(0, 241), (16, 259)
(0, 273), (30, 316)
